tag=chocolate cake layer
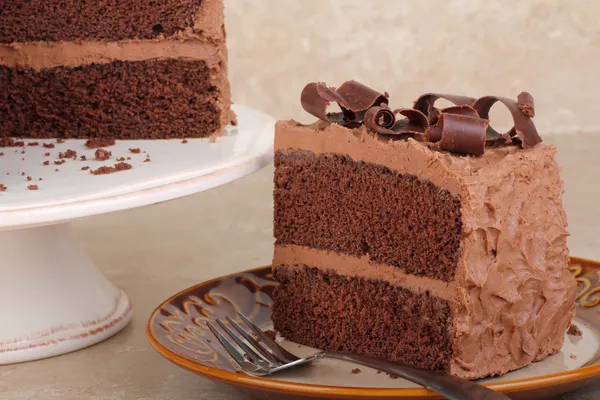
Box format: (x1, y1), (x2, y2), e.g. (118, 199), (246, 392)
(274, 151), (462, 281)
(0, 59), (221, 139)
(0, 0), (203, 43)
(272, 264), (454, 372)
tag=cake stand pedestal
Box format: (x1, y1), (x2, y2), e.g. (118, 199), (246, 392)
(0, 104), (275, 365)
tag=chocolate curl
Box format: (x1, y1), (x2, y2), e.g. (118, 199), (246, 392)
(364, 106), (397, 134)
(300, 82), (347, 123)
(517, 92), (535, 117)
(336, 80), (389, 122)
(474, 95), (542, 149)
(413, 93), (477, 125)
(440, 105), (480, 118)
(425, 105), (478, 142)
(437, 113), (488, 156)
(391, 108), (430, 138)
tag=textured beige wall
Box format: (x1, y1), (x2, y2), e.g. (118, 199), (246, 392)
(225, 0), (600, 134)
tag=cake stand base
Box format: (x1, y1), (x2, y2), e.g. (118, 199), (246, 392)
(0, 223), (132, 365)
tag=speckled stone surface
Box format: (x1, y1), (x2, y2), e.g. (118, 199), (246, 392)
(227, 0), (600, 134)
(0, 134), (598, 400)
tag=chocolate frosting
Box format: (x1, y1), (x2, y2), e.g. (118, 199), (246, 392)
(300, 81), (543, 156)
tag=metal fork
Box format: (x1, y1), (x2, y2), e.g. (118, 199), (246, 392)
(206, 312), (510, 400)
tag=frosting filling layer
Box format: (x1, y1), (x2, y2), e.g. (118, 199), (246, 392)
(274, 244), (459, 301)
(0, 39), (218, 70)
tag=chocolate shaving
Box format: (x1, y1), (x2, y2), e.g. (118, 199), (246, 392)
(301, 81), (387, 125)
(438, 113), (488, 156)
(364, 106), (396, 134)
(392, 108), (429, 137)
(300, 82), (345, 124)
(335, 80), (388, 122)
(473, 96), (542, 148)
(517, 92), (535, 117)
(413, 93), (477, 125)
(300, 81), (542, 156)
(440, 105), (480, 118)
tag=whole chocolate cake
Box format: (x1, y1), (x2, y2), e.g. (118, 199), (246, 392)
(271, 81), (578, 379)
(0, 0), (234, 139)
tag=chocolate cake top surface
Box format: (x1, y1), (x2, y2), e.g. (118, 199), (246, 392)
(299, 80), (542, 156)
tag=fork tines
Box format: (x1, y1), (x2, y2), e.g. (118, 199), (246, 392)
(206, 312), (297, 374)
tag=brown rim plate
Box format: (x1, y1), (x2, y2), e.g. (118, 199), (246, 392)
(146, 257), (600, 400)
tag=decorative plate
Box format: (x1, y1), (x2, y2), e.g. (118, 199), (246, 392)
(146, 258), (600, 400)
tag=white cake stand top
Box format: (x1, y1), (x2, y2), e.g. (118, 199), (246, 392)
(0, 104), (275, 230)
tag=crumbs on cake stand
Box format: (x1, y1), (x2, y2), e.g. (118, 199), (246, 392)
(90, 162), (132, 175)
(85, 138), (116, 149)
(568, 324), (583, 337)
(351, 368), (361, 374)
(94, 148), (112, 161)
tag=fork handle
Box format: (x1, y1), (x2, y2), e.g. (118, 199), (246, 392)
(318, 351), (510, 400)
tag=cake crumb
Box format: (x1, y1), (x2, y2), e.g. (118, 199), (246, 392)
(95, 148), (112, 161)
(54, 160), (65, 165)
(81, 166), (90, 171)
(27, 185), (39, 191)
(386, 372), (398, 379)
(56, 138), (65, 143)
(55, 168), (59, 172)
(376, 370), (382, 374)
(21, 172), (25, 176)
(116, 157), (125, 162)
(143, 157), (152, 163)
(21, 157), (25, 160)
(27, 142), (39, 146)
(568, 324), (583, 336)
(59, 149), (77, 159)
(129, 148), (141, 154)
(263, 330), (277, 341)
(206, 339), (211, 343)
(90, 162), (132, 175)
(0, 152), (4, 156)
(182, 139), (188, 144)
(44, 152), (50, 156)
(80, 155), (87, 161)
(351, 368), (361, 374)
(0, 138), (25, 147)
(209, 135), (217, 143)
(39, 178), (43, 181)
(26, 176), (32, 181)
(0, 138), (15, 147)
(0, 184), (7, 192)
(85, 138), (115, 148)
(43, 161), (50, 166)
(569, 353), (577, 360)
(43, 143), (55, 149)
(127, 157), (131, 160)
(20, 150), (25, 154)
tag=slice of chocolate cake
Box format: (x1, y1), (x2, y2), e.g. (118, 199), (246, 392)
(271, 81), (578, 379)
(0, 0), (234, 139)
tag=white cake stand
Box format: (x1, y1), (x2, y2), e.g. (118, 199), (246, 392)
(0, 104), (275, 364)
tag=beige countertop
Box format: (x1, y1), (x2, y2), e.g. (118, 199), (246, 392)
(1, 134), (599, 400)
